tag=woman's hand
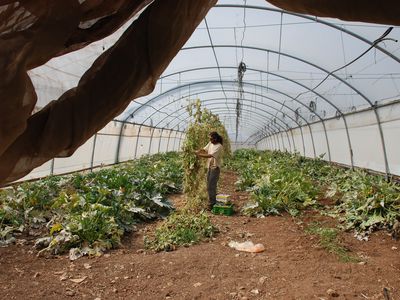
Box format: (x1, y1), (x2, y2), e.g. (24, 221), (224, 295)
(195, 149), (208, 157)
(195, 149), (205, 155)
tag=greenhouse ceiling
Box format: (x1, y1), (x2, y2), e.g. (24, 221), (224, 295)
(1, 0), (400, 184)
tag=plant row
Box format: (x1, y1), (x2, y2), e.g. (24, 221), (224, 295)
(0, 152), (183, 258)
(226, 149), (400, 238)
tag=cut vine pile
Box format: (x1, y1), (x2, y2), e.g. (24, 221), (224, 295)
(181, 100), (231, 209)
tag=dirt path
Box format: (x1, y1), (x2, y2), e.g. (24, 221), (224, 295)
(1, 170), (399, 300)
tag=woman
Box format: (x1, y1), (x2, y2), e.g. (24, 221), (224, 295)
(195, 132), (224, 210)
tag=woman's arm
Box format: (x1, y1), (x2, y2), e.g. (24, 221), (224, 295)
(195, 149), (212, 158)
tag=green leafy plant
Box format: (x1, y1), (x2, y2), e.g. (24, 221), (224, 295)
(306, 222), (359, 262)
(228, 150), (319, 216)
(144, 210), (217, 252)
(228, 149), (400, 238)
(1, 152), (184, 257)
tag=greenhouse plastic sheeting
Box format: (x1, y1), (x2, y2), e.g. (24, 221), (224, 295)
(257, 102), (400, 175)
(17, 122), (183, 182)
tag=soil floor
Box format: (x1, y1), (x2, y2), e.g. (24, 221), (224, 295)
(1, 170), (399, 300)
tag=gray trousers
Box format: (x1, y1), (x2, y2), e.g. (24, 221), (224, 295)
(207, 167), (220, 206)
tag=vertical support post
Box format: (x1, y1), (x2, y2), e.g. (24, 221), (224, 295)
(280, 132), (285, 151)
(341, 116), (354, 169)
(148, 127), (156, 155)
(178, 132), (184, 150)
(90, 133), (98, 171)
(307, 124), (317, 158)
(275, 132), (281, 150)
(134, 125), (143, 159)
(166, 129), (173, 152)
(321, 121), (332, 162)
(172, 130), (178, 151)
(373, 107), (390, 177)
(115, 120), (126, 164)
(298, 126), (306, 156)
(50, 158), (55, 176)
(158, 128), (164, 153)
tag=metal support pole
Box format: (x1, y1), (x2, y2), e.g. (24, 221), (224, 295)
(166, 129), (173, 152)
(50, 159), (55, 176)
(158, 128), (164, 153)
(115, 120), (126, 164)
(134, 125), (143, 159)
(148, 127), (156, 155)
(275, 132), (281, 151)
(172, 130), (178, 151)
(307, 124), (317, 158)
(373, 107), (390, 177)
(342, 116), (354, 169)
(298, 126), (306, 156)
(178, 132), (184, 150)
(280, 131), (286, 151)
(321, 121), (332, 162)
(289, 129), (296, 153)
(90, 133), (97, 170)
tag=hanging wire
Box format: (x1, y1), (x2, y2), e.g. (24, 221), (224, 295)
(234, 0), (248, 142)
(266, 51), (269, 91)
(240, 0), (247, 62)
(236, 61), (246, 142)
(293, 27), (397, 102)
(277, 12), (283, 70)
(340, 24), (356, 109)
(204, 17), (230, 111)
(234, 27), (239, 66)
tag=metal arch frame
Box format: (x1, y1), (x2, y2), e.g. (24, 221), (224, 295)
(178, 45), (389, 174)
(157, 93), (308, 154)
(131, 86), (313, 157)
(113, 9), (396, 174)
(156, 64), (355, 158)
(120, 36), (376, 166)
(179, 107), (288, 151)
(182, 45), (374, 105)
(168, 101), (294, 150)
(208, 111), (287, 151)
(127, 41), (390, 173)
(214, 4), (400, 64)
(125, 38), (377, 166)
(214, 3), (396, 169)
(145, 99), (295, 155)
(131, 79), (330, 159)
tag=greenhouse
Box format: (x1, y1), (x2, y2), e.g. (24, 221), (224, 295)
(1, 1), (400, 299)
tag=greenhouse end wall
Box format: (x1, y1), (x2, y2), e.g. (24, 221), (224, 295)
(256, 102), (400, 176)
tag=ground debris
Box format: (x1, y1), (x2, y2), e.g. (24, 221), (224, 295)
(70, 276), (87, 283)
(326, 288), (339, 297)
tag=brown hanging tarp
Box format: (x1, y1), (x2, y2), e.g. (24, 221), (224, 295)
(0, 0), (399, 186)
(267, 0), (400, 26)
(0, 0), (217, 185)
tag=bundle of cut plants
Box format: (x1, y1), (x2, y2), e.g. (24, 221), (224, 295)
(181, 100), (231, 210)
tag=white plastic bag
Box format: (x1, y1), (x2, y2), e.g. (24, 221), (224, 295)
(228, 240), (265, 253)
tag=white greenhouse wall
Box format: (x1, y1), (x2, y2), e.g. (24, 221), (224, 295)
(17, 122), (184, 182)
(256, 102), (400, 176)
